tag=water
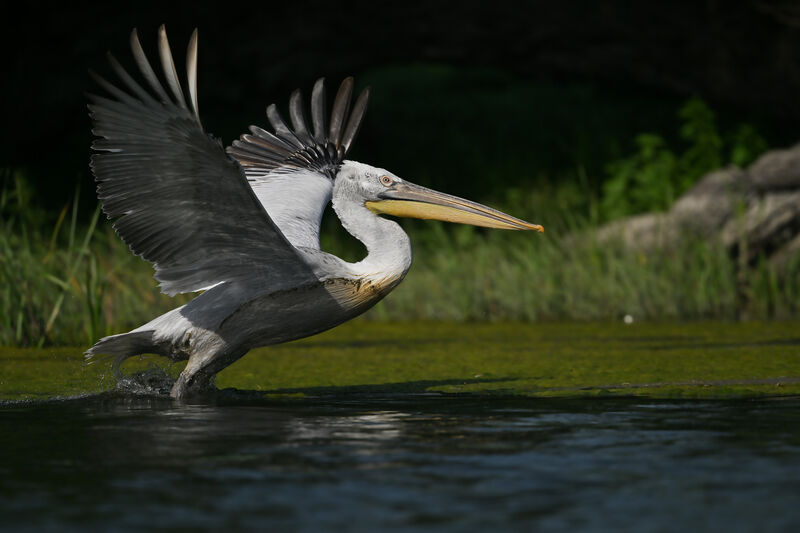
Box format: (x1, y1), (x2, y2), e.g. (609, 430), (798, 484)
(2, 322), (800, 530)
(2, 394), (800, 532)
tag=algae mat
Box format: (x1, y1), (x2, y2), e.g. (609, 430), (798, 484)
(1, 322), (799, 402)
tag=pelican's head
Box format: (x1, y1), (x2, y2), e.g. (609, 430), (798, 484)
(336, 161), (544, 232)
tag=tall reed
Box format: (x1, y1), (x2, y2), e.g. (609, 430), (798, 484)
(1, 170), (798, 348)
(0, 170), (188, 346)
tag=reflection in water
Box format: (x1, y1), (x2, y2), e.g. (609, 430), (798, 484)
(1, 396), (800, 531)
(288, 412), (408, 443)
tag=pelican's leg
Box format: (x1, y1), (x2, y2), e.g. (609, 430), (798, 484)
(170, 347), (246, 399)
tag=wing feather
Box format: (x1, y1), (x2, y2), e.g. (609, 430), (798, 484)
(129, 29), (171, 103)
(186, 29), (200, 120)
(289, 90), (314, 146)
(106, 52), (155, 104)
(156, 25), (187, 109)
(310, 78), (327, 146)
(266, 104), (304, 149)
(89, 27), (317, 296)
(226, 77), (370, 249)
(248, 125), (295, 152)
(341, 87), (370, 155)
(328, 77), (353, 156)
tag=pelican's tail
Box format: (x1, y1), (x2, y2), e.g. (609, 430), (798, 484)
(85, 330), (157, 367)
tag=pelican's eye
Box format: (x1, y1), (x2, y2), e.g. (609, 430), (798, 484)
(380, 175), (393, 186)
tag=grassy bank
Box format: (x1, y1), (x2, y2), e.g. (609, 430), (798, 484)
(1, 89), (798, 347)
(373, 224), (799, 322)
(0, 174), (191, 347)
(2, 171), (799, 348)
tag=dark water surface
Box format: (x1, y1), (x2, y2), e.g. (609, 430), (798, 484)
(1, 394), (799, 532)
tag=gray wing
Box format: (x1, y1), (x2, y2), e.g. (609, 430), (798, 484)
(226, 78), (370, 249)
(89, 26), (317, 296)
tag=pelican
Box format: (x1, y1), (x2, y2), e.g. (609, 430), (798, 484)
(86, 27), (544, 398)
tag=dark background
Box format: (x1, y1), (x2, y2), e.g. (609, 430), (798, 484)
(3, 0), (800, 215)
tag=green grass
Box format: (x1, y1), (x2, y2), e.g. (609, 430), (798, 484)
(0, 171), (190, 347)
(370, 223), (752, 322)
(2, 165), (800, 348)
(1, 322), (799, 402)
(0, 85), (797, 346)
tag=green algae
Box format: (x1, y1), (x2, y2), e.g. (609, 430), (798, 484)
(1, 321), (799, 402)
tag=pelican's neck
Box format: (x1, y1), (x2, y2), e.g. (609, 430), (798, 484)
(331, 184), (412, 283)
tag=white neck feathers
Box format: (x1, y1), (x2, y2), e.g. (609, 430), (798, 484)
(331, 179), (412, 284)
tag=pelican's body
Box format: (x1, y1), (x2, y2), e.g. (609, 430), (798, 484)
(86, 27), (542, 397)
(117, 163), (412, 395)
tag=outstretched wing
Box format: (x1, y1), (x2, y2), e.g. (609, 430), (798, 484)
(226, 78), (370, 249)
(89, 26), (318, 296)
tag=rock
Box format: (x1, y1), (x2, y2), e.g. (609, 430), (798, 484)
(670, 166), (749, 236)
(720, 191), (800, 262)
(747, 143), (800, 192)
(596, 143), (800, 267)
(595, 213), (669, 249)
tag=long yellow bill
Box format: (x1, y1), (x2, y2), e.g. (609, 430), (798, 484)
(365, 181), (544, 232)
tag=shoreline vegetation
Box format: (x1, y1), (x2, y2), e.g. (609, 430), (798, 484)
(2, 173), (798, 348)
(2, 95), (799, 348)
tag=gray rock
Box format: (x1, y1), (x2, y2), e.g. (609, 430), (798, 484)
(747, 143), (800, 192)
(596, 144), (800, 266)
(670, 166), (749, 236)
(720, 191), (800, 261)
(595, 213), (669, 250)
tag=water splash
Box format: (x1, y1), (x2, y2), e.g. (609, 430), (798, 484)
(114, 366), (176, 396)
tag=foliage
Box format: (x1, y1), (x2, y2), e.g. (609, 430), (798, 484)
(2, 156), (798, 347)
(371, 221), (800, 322)
(602, 98), (769, 219)
(728, 124), (769, 168)
(0, 170), (189, 347)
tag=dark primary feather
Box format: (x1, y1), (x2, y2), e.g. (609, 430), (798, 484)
(226, 76), (370, 179)
(311, 78), (327, 145)
(156, 25), (187, 109)
(289, 90), (313, 146)
(328, 77), (353, 155)
(341, 87), (371, 156)
(130, 28), (171, 103)
(89, 26), (317, 296)
(186, 29), (200, 120)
